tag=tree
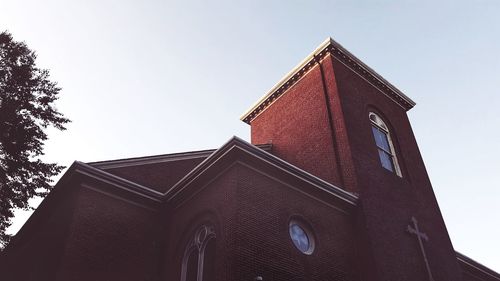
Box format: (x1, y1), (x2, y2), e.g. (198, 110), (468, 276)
(0, 31), (69, 248)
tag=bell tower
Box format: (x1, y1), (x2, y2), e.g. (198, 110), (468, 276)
(241, 38), (463, 281)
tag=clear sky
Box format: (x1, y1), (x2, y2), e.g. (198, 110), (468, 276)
(1, 0), (499, 272)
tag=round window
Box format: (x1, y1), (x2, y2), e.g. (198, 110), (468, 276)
(289, 220), (315, 255)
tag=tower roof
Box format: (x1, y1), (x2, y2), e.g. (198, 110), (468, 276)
(241, 37), (416, 124)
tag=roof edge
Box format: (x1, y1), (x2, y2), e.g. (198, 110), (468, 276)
(456, 251), (500, 280)
(87, 144), (273, 170)
(74, 161), (164, 201)
(3, 161), (163, 255)
(87, 149), (216, 170)
(241, 37), (416, 124)
(164, 136), (358, 206)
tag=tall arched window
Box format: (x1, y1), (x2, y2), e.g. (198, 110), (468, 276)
(180, 224), (216, 281)
(369, 112), (402, 177)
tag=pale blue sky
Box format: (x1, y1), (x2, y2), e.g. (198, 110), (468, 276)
(1, 0), (499, 271)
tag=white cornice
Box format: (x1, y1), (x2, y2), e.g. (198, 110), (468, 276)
(240, 37), (416, 124)
(88, 149), (215, 170)
(75, 161), (164, 200)
(87, 144), (273, 170)
(164, 136), (358, 207)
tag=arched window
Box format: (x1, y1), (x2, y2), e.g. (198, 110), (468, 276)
(369, 112), (402, 177)
(181, 224), (216, 281)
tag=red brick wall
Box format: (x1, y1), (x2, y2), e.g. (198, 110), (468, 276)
(249, 53), (463, 280)
(0, 184), (77, 281)
(164, 163), (358, 281)
(56, 184), (159, 281)
(232, 164), (358, 281)
(332, 56), (463, 281)
(251, 64), (344, 188)
(0, 179), (160, 281)
(164, 165), (239, 281)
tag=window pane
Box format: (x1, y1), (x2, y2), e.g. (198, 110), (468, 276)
(378, 149), (394, 172)
(372, 126), (390, 152)
(290, 223), (310, 253)
(186, 250), (199, 281)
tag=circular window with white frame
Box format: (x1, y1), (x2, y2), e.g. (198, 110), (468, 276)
(288, 219), (315, 255)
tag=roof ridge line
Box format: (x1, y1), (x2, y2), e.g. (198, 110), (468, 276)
(164, 136), (358, 205)
(87, 149), (216, 169)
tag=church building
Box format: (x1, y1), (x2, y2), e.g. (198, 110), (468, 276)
(1, 38), (499, 281)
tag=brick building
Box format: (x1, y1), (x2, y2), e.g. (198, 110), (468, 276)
(1, 38), (498, 281)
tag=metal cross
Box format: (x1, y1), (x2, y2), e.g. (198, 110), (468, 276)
(407, 216), (435, 281)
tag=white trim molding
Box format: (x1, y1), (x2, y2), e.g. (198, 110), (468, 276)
(241, 37), (416, 124)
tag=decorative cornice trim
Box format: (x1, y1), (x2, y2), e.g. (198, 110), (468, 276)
(74, 161), (164, 202)
(2, 161), (163, 255)
(164, 136), (358, 207)
(240, 37), (416, 124)
(87, 144), (273, 170)
(87, 149), (215, 170)
(5, 138), (351, 255)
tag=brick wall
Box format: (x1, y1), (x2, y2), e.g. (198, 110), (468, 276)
(56, 183), (159, 281)
(251, 65), (344, 189)
(233, 163), (358, 281)
(0, 183), (77, 280)
(331, 56), (463, 281)
(164, 162), (358, 281)
(164, 165), (239, 281)
(249, 53), (464, 280)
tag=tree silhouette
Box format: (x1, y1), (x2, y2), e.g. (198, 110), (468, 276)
(0, 31), (69, 248)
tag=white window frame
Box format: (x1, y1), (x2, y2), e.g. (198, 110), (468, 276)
(289, 219), (315, 255)
(180, 224), (216, 281)
(369, 112), (402, 177)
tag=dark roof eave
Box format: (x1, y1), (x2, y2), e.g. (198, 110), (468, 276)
(456, 251), (500, 280)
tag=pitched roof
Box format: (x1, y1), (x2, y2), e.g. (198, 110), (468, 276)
(89, 150), (212, 193)
(4, 137), (499, 279)
(164, 136), (358, 210)
(4, 137), (356, 255)
(87, 144), (272, 192)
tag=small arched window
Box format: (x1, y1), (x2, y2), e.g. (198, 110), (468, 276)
(180, 224), (216, 281)
(369, 112), (402, 177)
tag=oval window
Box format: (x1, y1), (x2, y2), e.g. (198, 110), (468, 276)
(289, 220), (315, 255)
